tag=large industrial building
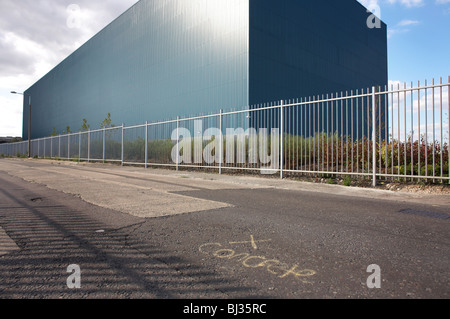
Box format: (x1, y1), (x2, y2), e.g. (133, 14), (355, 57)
(23, 0), (387, 139)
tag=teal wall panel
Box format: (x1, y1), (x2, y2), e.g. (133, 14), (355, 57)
(23, 0), (387, 139)
(24, 0), (249, 138)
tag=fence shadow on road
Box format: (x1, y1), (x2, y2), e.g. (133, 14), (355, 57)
(0, 174), (257, 299)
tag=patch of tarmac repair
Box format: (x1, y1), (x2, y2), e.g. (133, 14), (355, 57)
(0, 161), (232, 218)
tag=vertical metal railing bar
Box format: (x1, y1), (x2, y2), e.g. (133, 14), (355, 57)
(345, 91), (353, 173)
(292, 100), (294, 172)
(295, 99), (298, 173)
(367, 88), (371, 175)
(312, 97), (314, 175)
(432, 78), (436, 182)
(68, 134), (70, 160)
(102, 128), (106, 162)
(372, 86), (377, 186)
(425, 79), (428, 178)
(307, 97), (311, 174)
(289, 99), (296, 174)
(356, 90), (359, 175)
(341, 92), (344, 175)
(285, 102), (288, 172)
(320, 95), (323, 174)
(403, 82), (407, 181)
(311, 96), (314, 174)
(331, 93), (335, 175)
(318, 96), (321, 174)
(258, 105), (261, 171)
(352, 92), (355, 176)
(176, 116), (179, 171)
(78, 132), (81, 162)
(390, 84), (394, 178)
(337, 93), (340, 175)
(121, 124), (124, 166)
(219, 110), (223, 174)
(280, 100), (284, 179)
(364, 89), (367, 175)
(384, 85), (388, 178)
(336, 93), (339, 174)
(250, 108), (254, 170)
(396, 83), (400, 176)
(312, 97), (315, 173)
(417, 81), (421, 181)
(326, 94), (329, 174)
(439, 78), (443, 181)
(300, 98), (303, 172)
(145, 121), (148, 169)
(410, 82), (414, 181)
(378, 87), (383, 178)
(376, 88), (380, 176)
(294, 99), (297, 172)
(448, 76), (450, 184)
(361, 91), (365, 174)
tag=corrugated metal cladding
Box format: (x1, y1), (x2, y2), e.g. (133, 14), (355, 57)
(23, 0), (387, 139)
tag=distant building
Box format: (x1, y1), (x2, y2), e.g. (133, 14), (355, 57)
(23, 0), (387, 139)
(0, 137), (22, 144)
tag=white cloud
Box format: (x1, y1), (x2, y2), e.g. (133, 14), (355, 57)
(387, 19), (421, 38)
(387, 80), (450, 142)
(0, 0), (138, 137)
(397, 19), (420, 26)
(358, 0), (381, 8)
(386, 0), (425, 7)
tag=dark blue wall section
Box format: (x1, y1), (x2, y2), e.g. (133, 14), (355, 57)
(248, 0), (388, 136)
(249, 0), (387, 104)
(23, 0), (387, 140)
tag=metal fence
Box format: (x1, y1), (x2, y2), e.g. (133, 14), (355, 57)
(1, 77), (449, 185)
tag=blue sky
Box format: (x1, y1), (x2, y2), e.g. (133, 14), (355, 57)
(359, 0), (450, 83)
(0, 0), (449, 137)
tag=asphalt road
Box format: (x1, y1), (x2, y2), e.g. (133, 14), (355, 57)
(0, 158), (448, 300)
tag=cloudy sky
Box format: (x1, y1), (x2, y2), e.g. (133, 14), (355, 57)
(1, 0), (449, 137)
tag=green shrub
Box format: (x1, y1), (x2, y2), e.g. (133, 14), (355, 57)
(343, 175), (352, 186)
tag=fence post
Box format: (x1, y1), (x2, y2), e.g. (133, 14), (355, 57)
(78, 132), (81, 162)
(219, 109), (223, 175)
(88, 129), (91, 163)
(121, 124), (124, 166)
(145, 121), (148, 169)
(176, 116), (180, 171)
(372, 86), (377, 187)
(280, 100), (284, 179)
(103, 128), (106, 162)
(68, 134), (70, 160)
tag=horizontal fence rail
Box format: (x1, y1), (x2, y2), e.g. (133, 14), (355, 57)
(1, 77), (449, 185)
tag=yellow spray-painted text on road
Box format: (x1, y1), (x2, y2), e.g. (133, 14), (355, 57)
(199, 242), (316, 284)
